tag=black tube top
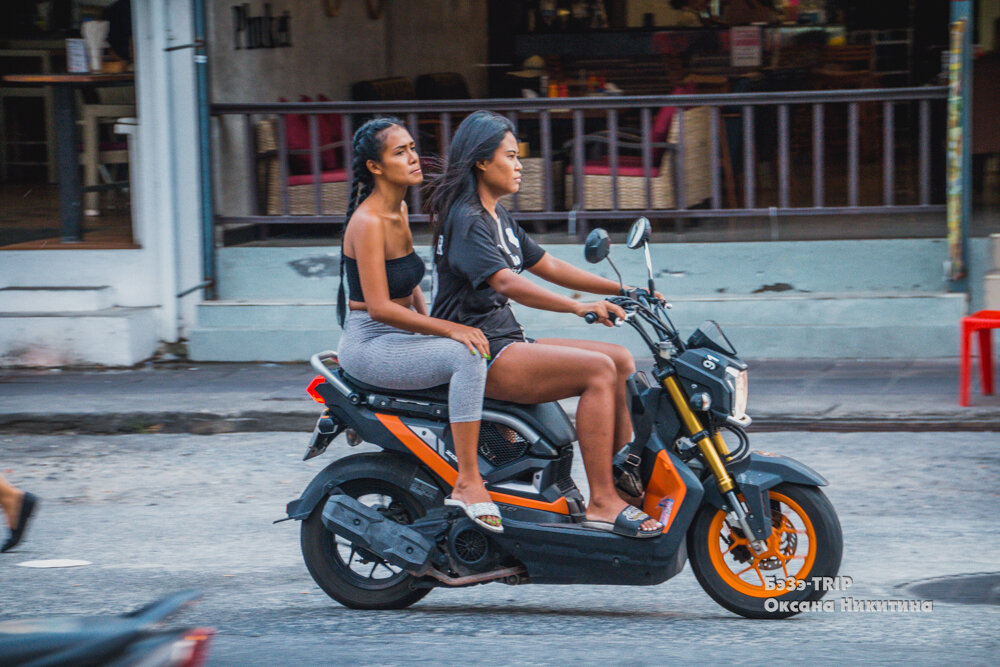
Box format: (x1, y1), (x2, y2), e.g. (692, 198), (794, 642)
(343, 252), (425, 301)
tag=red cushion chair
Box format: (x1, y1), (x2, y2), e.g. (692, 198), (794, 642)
(314, 94), (343, 171)
(286, 169), (349, 186)
(278, 96), (310, 174)
(256, 110), (349, 215)
(277, 96), (344, 174)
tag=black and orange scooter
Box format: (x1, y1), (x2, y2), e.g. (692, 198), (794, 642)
(283, 218), (843, 619)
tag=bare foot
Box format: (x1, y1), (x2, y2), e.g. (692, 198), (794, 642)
(451, 479), (501, 529)
(586, 498), (661, 533)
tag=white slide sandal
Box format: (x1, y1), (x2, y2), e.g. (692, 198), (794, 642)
(444, 497), (504, 533)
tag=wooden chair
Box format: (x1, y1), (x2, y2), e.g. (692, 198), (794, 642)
(812, 46), (882, 162)
(0, 48), (58, 182)
(79, 98), (135, 215)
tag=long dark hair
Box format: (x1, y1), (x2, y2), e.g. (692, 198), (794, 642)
(337, 116), (404, 327)
(424, 110), (515, 242)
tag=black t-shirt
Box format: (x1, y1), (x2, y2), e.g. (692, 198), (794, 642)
(431, 202), (545, 339)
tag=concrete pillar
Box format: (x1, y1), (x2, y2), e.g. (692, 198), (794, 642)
(131, 0), (204, 342)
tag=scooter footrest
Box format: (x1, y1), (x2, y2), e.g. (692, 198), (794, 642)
(321, 494), (433, 570)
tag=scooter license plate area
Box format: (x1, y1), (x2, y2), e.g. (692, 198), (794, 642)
(303, 417), (336, 460)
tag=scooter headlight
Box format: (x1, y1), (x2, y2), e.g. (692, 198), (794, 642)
(726, 367), (749, 420)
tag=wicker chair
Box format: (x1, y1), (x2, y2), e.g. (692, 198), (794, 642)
(499, 157), (563, 213)
(415, 72), (470, 100)
(564, 106), (711, 211)
(351, 76), (416, 101)
(256, 118), (349, 216)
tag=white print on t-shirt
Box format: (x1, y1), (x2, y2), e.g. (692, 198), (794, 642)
(501, 246), (522, 267)
(505, 227), (521, 248)
(495, 217), (521, 269)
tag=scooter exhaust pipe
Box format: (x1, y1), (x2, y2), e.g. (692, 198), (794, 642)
(321, 495), (433, 572)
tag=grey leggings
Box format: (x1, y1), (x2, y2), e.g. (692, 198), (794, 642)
(337, 310), (487, 423)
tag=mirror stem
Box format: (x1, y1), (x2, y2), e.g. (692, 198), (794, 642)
(606, 256), (624, 290)
(643, 242), (655, 293)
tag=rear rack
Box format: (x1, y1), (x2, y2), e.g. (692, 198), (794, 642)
(310, 351), (353, 396)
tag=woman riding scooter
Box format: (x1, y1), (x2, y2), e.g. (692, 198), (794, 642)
(427, 111), (661, 538)
(336, 117), (501, 532)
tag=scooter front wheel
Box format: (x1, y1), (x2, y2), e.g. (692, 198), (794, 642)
(688, 482), (843, 619)
(301, 474), (432, 610)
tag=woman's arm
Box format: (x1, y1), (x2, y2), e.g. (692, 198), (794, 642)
(352, 214), (489, 356)
(526, 253), (622, 295)
(410, 285), (428, 316)
(487, 268), (625, 324)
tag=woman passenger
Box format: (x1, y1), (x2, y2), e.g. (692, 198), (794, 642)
(427, 111), (662, 538)
(336, 117), (501, 532)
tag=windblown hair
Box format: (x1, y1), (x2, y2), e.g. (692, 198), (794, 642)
(424, 110), (515, 241)
(344, 116), (405, 223)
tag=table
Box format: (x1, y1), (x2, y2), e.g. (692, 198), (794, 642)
(2, 73), (134, 242)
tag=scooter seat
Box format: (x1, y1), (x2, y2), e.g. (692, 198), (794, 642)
(338, 369), (576, 447)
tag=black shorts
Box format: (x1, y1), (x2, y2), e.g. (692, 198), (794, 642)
(488, 333), (535, 366)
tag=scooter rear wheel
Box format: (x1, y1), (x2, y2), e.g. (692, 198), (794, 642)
(688, 482), (843, 619)
(301, 475), (432, 610)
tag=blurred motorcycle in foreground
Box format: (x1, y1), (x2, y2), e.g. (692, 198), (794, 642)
(0, 590), (214, 667)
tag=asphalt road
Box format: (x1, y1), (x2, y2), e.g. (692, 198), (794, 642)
(1, 430), (999, 665)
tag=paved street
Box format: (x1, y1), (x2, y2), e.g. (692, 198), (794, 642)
(1, 358), (998, 435)
(1, 430), (998, 665)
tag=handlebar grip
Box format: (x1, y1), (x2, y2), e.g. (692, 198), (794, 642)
(584, 312), (598, 324)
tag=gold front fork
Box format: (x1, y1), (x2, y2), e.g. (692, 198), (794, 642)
(662, 375), (735, 494)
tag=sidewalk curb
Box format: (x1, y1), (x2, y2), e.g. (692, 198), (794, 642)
(0, 411), (317, 435)
(2, 411), (998, 435)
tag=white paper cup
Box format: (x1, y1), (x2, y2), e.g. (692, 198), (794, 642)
(88, 46), (103, 72)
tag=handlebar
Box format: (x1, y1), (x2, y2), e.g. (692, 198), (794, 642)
(581, 295), (685, 358)
(584, 311), (625, 326)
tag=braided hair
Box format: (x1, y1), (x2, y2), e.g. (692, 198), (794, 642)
(337, 116), (405, 327)
(344, 116), (404, 223)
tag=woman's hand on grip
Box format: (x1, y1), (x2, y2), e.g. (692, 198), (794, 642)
(575, 300), (626, 326)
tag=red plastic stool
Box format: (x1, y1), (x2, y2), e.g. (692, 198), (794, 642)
(960, 310), (1000, 406)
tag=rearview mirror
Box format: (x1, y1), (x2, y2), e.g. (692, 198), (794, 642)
(584, 228), (610, 264)
(626, 217), (651, 249)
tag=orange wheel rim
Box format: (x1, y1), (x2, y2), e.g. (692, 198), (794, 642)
(707, 491), (817, 599)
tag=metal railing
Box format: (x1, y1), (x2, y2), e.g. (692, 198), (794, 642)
(211, 86), (947, 234)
